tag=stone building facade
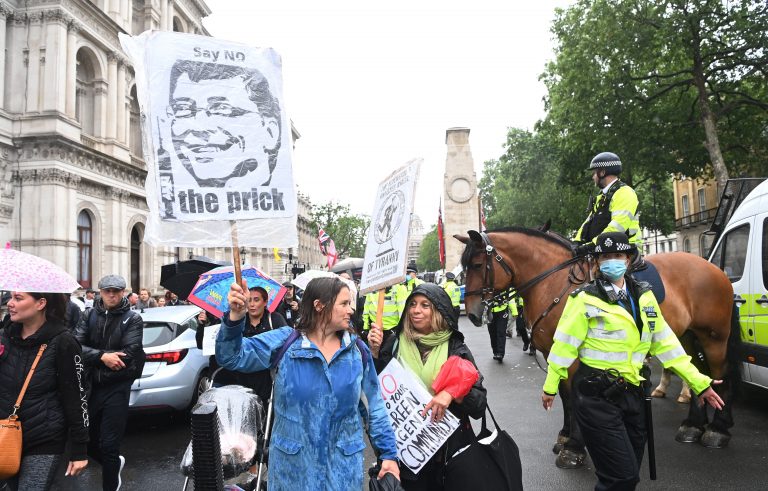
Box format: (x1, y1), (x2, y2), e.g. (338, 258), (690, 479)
(0, 0), (320, 294)
(672, 177), (719, 257)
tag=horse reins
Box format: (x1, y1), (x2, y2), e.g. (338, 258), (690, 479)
(464, 232), (588, 341)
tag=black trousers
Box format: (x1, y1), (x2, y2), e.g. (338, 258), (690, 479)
(487, 311), (508, 356)
(572, 369), (646, 491)
(88, 381), (131, 491)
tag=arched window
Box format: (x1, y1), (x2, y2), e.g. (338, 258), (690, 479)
(129, 85), (142, 157)
(130, 226), (142, 293)
(173, 17), (184, 32)
(683, 237), (691, 253)
(77, 211), (93, 288)
(75, 49), (96, 135)
(700, 234), (710, 258)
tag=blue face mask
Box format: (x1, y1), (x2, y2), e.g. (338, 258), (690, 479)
(599, 259), (627, 281)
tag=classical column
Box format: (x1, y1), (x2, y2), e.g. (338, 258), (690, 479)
(7, 14), (27, 112)
(44, 13), (68, 113)
(167, 1), (174, 31)
(26, 13), (42, 113)
(65, 22), (78, 118)
(116, 58), (127, 144)
(109, 0), (121, 25)
(0, 7), (9, 107)
(160, 0), (168, 32)
(123, 0), (132, 34)
(107, 52), (118, 140)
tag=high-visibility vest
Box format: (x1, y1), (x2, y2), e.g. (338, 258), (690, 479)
(575, 181), (642, 246)
(442, 281), (461, 307)
(362, 284), (406, 331)
(405, 277), (424, 293)
(543, 283), (711, 395)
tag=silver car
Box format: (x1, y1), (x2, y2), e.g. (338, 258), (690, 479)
(129, 305), (211, 412)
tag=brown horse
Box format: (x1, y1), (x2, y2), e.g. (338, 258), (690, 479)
(456, 227), (741, 468)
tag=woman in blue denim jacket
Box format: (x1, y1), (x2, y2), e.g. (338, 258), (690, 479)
(216, 277), (399, 490)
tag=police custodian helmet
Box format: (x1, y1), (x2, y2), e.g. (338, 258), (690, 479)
(588, 152), (622, 176)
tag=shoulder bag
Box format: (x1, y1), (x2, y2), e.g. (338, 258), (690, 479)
(442, 404), (523, 491)
(0, 344), (47, 480)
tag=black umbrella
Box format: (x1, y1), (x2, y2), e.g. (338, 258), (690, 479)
(160, 256), (231, 300)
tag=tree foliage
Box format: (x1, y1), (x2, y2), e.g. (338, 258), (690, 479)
(418, 226), (442, 273)
(540, 0), (768, 193)
(309, 202), (370, 259)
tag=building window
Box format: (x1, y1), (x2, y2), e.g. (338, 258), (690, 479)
(682, 194), (690, 217)
(699, 234), (709, 258)
(77, 211), (92, 288)
(698, 188), (706, 220)
(683, 237), (691, 253)
(75, 49), (97, 136)
(130, 226), (141, 293)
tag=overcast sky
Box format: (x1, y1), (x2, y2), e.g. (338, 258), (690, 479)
(203, 0), (572, 229)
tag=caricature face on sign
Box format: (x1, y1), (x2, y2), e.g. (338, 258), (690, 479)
(168, 60), (282, 188)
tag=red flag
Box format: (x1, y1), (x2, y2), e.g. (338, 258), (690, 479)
(438, 201), (446, 267)
(318, 228), (338, 269)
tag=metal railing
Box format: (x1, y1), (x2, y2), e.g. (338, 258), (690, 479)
(675, 207), (718, 229)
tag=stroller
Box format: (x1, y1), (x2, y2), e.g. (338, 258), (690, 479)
(180, 381), (272, 491)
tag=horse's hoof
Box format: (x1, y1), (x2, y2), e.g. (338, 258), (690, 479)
(555, 449), (586, 469)
(675, 425), (704, 443)
(650, 389), (666, 398)
(701, 426), (731, 449)
(676, 394), (691, 404)
(552, 434), (569, 454)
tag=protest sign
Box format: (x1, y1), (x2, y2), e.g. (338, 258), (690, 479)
(378, 358), (459, 474)
(359, 159), (421, 295)
(120, 31), (297, 248)
(202, 324), (220, 357)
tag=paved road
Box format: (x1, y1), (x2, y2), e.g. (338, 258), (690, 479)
(53, 316), (768, 490)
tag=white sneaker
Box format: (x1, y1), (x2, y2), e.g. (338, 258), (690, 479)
(116, 455), (126, 491)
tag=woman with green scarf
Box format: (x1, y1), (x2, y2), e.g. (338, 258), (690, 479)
(370, 283), (487, 490)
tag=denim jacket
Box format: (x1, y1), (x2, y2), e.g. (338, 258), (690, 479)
(216, 317), (398, 491)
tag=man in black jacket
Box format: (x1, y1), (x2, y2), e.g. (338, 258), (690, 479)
(75, 274), (144, 491)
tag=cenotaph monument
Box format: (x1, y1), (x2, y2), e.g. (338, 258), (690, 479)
(443, 128), (480, 271)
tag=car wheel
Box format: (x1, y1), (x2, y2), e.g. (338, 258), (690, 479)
(190, 370), (212, 409)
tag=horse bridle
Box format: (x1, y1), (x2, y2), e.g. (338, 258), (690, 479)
(464, 232), (587, 330)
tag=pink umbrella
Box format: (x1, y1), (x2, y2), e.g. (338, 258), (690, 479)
(0, 248), (81, 293)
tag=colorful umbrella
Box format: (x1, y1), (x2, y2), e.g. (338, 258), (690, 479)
(0, 248), (81, 293)
(188, 265), (286, 318)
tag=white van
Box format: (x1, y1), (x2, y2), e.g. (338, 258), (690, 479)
(708, 179), (768, 390)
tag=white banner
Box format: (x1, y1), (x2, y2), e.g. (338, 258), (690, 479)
(359, 159), (421, 295)
(120, 31), (297, 248)
(378, 358), (459, 474)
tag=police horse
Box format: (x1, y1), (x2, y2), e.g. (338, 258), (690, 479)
(456, 227), (741, 468)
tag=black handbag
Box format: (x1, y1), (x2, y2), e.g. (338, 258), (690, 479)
(369, 472), (406, 491)
(443, 405), (524, 491)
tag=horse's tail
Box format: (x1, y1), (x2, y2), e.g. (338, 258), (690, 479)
(725, 303), (743, 399)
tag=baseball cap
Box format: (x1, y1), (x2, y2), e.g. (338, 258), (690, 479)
(98, 274), (127, 290)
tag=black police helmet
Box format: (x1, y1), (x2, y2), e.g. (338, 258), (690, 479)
(593, 232), (637, 257)
(588, 152), (622, 176)
(445, 272), (456, 280)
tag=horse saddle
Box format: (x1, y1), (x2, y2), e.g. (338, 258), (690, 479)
(631, 260), (666, 304)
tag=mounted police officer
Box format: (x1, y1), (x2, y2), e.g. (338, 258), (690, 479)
(575, 152), (642, 255)
(541, 232), (724, 491)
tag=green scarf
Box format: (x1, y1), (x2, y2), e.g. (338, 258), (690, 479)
(397, 330), (452, 393)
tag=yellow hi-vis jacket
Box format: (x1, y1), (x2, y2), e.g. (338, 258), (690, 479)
(362, 284), (407, 331)
(405, 277), (424, 293)
(574, 182), (642, 247)
(543, 281), (711, 395)
(443, 280), (461, 307)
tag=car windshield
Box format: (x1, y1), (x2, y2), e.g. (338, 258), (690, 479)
(143, 322), (176, 348)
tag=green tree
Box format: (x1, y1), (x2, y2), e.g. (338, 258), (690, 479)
(540, 0), (768, 193)
(479, 128), (590, 236)
(418, 226), (442, 272)
(310, 202), (370, 258)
